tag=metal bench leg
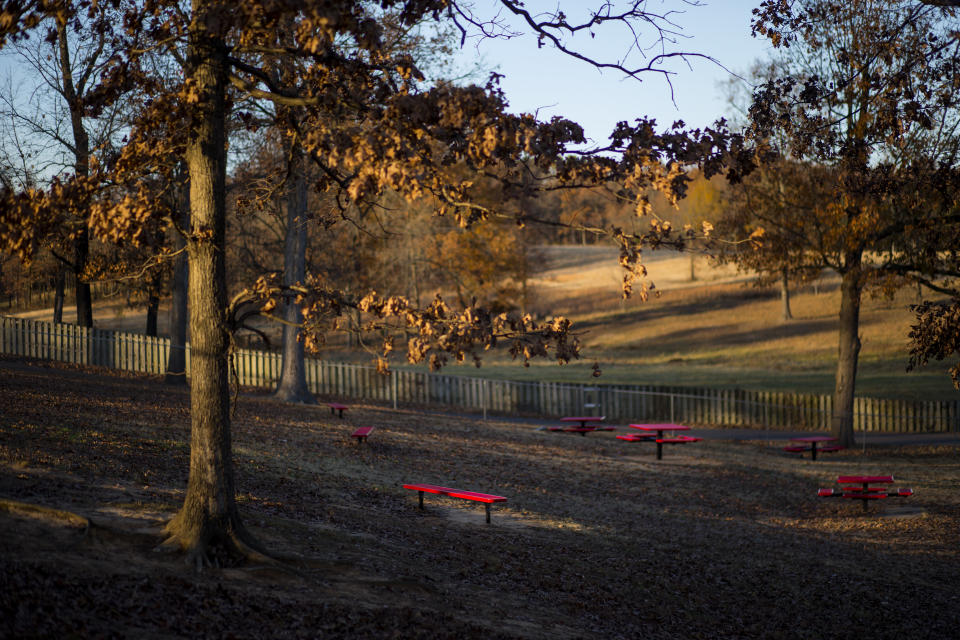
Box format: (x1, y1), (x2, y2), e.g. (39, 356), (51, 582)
(418, 491), (424, 509)
(811, 444), (818, 461)
(485, 503), (491, 524)
(656, 442), (663, 460)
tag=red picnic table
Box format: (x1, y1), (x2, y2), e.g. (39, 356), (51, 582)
(547, 416), (613, 436)
(561, 416), (606, 428)
(617, 424), (701, 460)
(818, 475), (913, 511)
(784, 435), (842, 461)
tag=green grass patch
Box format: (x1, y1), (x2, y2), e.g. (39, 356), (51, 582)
(432, 357), (956, 402)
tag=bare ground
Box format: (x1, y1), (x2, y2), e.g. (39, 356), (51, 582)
(2, 355), (960, 639)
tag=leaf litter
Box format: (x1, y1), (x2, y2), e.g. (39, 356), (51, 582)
(1, 355), (959, 639)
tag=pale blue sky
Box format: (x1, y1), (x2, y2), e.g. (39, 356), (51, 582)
(455, 1), (774, 146)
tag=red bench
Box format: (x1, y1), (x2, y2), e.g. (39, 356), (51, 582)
(819, 475), (913, 510)
(328, 402), (348, 418)
(351, 426), (374, 444)
(402, 483), (507, 523)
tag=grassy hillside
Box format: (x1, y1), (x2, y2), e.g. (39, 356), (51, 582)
(446, 246), (955, 402)
(9, 245), (955, 401)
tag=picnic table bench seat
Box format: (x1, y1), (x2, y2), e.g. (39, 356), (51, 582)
(544, 425), (615, 436)
(784, 444), (845, 454)
(657, 436), (702, 444)
(328, 402), (349, 418)
(351, 426), (374, 443)
(616, 433), (656, 442)
(403, 483), (507, 523)
(783, 445), (808, 453)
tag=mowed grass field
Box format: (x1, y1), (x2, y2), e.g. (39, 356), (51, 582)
(1, 357), (959, 638)
(442, 246), (956, 402)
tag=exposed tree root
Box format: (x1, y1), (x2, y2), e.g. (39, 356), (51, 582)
(0, 498), (92, 532)
(272, 388), (316, 405)
(158, 513), (310, 579)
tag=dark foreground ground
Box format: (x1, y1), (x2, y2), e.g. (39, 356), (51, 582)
(1, 355), (959, 639)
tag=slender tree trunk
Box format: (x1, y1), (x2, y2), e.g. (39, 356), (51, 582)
(780, 267), (792, 321)
(274, 143), (314, 403)
(831, 261), (862, 448)
(146, 295), (159, 337)
(57, 16), (93, 329)
(165, 202), (189, 384)
(689, 253), (696, 282)
(162, 20), (259, 565)
(53, 268), (65, 324)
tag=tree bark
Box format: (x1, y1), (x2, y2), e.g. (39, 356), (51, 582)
(165, 171), (189, 385)
(274, 143), (314, 403)
(57, 16), (93, 329)
(831, 260), (862, 448)
(53, 268), (65, 324)
(165, 235), (189, 384)
(146, 295), (159, 337)
(162, 17), (259, 565)
(780, 267), (793, 321)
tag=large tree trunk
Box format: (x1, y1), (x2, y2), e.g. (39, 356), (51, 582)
(831, 261), (862, 448)
(780, 267), (793, 321)
(162, 20), (261, 566)
(274, 144), (314, 403)
(165, 170), (189, 385)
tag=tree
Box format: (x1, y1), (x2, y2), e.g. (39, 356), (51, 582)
(749, 0), (960, 446)
(1, 1), (744, 566)
(663, 169), (726, 282)
(0, 6), (131, 327)
(714, 156), (827, 321)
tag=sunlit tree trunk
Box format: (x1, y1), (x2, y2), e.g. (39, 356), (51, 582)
(274, 143), (314, 403)
(831, 257), (862, 448)
(163, 16), (259, 564)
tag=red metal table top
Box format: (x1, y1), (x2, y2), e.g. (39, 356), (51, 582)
(629, 423), (690, 432)
(837, 475), (894, 484)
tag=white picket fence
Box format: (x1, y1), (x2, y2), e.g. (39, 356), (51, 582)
(1, 315), (957, 432)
